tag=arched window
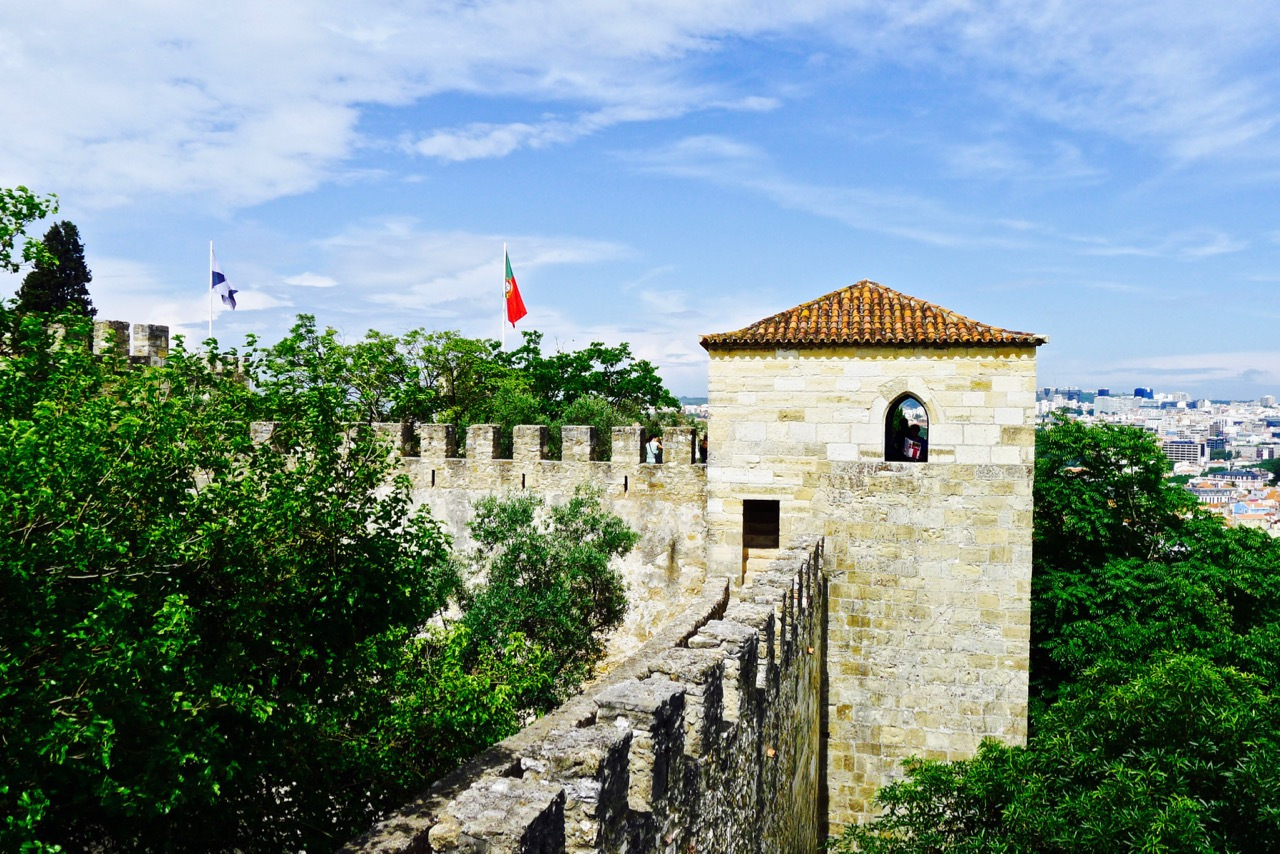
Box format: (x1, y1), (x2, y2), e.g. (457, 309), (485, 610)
(885, 394), (929, 462)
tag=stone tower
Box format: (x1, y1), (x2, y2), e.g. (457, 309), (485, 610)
(700, 280), (1045, 831)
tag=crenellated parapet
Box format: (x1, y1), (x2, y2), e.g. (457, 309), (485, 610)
(403, 423), (711, 664)
(91, 320), (169, 365)
(343, 538), (827, 854)
(247, 420), (712, 665)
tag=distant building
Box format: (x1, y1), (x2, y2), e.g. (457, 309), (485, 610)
(1162, 439), (1207, 464)
(1188, 483), (1234, 505)
(1203, 469), (1269, 487)
(1134, 387), (1154, 399)
(1262, 395), (1277, 408)
(1096, 388), (1110, 397)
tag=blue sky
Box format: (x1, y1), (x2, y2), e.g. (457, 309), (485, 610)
(3, 1), (1279, 398)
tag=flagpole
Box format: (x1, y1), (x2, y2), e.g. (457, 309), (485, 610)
(501, 242), (507, 351)
(208, 240), (214, 343)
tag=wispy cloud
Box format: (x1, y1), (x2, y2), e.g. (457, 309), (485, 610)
(1095, 351), (1280, 388)
(283, 273), (339, 288)
(852, 0), (1280, 165)
(6, 0), (1277, 212)
(943, 139), (1105, 184)
(630, 134), (1037, 249)
(408, 96), (778, 162)
(1073, 228), (1249, 259)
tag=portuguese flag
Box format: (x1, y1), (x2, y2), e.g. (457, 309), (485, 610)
(504, 250), (527, 327)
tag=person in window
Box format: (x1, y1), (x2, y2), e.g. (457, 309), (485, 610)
(902, 424), (928, 461)
(645, 434), (663, 464)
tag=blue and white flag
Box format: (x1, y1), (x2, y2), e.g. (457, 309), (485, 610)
(210, 249), (238, 310)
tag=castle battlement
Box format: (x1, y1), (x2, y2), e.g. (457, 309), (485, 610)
(92, 320), (169, 364)
(344, 539), (826, 854)
(250, 420), (714, 663)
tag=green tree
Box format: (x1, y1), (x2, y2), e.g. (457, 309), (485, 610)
(505, 329), (679, 416)
(0, 305), (640, 852)
(16, 221), (95, 317)
(0, 186), (58, 273)
(834, 656), (1280, 854)
(254, 321), (684, 460)
(456, 488), (635, 711)
(1253, 457), (1280, 485)
(1031, 418), (1199, 705)
(1, 307), (458, 850)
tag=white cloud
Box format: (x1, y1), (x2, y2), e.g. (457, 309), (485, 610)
(284, 273), (339, 288)
(1097, 351), (1280, 388)
(305, 220), (632, 322)
(846, 0), (1280, 164)
(943, 140), (1105, 184)
(630, 134), (1035, 249)
(1075, 228), (1249, 260)
(409, 96), (779, 162)
(3, 0), (1278, 210)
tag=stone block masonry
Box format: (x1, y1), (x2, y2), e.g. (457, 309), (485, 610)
(704, 344), (1037, 831)
(91, 320), (168, 365)
(344, 539), (827, 854)
(405, 422), (710, 664)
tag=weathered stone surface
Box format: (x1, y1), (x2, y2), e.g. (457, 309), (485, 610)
(344, 545), (826, 854)
(427, 777), (566, 853)
(341, 310), (1038, 847)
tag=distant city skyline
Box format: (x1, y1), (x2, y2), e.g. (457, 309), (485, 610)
(3, 2), (1280, 399)
(1041, 385), (1280, 404)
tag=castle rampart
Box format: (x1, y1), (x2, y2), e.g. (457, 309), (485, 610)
(92, 320), (169, 364)
(404, 422), (710, 660)
(250, 420), (712, 660)
(344, 539), (826, 854)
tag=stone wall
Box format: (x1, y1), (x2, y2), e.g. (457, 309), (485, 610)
(250, 420), (709, 664)
(406, 422), (707, 662)
(704, 344), (1036, 830)
(343, 539), (827, 854)
(92, 320), (169, 365)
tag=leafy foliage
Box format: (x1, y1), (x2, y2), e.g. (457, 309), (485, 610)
(838, 656), (1280, 854)
(456, 488), (636, 710)
(0, 186), (58, 273)
(17, 221), (95, 317)
(1, 305), (636, 852)
(1033, 416), (1196, 573)
(254, 318), (683, 457)
(834, 419), (1280, 853)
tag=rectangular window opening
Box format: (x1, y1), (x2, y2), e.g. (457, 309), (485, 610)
(743, 499), (780, 549)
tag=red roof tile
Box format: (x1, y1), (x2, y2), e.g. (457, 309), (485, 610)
(700, 280), (1047, 349)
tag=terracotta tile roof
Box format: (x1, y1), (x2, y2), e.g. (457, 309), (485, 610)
(700, 280), (1047, 350)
